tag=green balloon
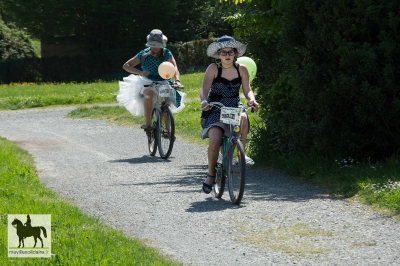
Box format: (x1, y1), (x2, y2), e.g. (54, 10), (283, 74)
(236, 56), (257, 81)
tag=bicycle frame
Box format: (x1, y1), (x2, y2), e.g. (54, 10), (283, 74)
(146, 81), (178, 159)
(149, 81), (182, 113)
(207, 102), (249, 204)
(220, 113), (244, 177)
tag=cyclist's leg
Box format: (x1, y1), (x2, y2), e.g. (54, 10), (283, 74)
(239, 112), (249, 148)
(239, 112), (254, 165)
(204, 126), (224, 187)
(142, 88), (155, 127)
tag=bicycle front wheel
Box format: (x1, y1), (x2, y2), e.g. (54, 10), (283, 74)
(157, 106), (175, 159)
(227, 139), (246, 204)
(147, 108), (158, 156)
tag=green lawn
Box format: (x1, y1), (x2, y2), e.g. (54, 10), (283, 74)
(0, 82), (118, 109)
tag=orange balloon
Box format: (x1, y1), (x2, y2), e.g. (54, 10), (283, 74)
(158, 62), (176, 79)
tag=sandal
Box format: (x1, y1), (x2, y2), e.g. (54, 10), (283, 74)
(245, 156), (255, 166)
(202, 173), (215, 194)
(141, 124), (152, 131)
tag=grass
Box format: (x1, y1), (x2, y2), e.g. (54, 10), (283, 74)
(251, 146), (400, 215)
(0, 137), (180, 265)
(0, 82), (118, 109)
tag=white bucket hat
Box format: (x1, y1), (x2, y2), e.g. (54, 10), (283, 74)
(207, 35), (247, 59)
(145, 29), (168, 48)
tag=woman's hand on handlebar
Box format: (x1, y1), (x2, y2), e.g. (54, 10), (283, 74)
(173, 80), (184, 89)
(201, 100), (212, 111)
(247, 100), (259, 112)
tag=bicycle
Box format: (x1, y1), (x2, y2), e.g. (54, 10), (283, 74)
(146, 81), (183, 159)
(205, 102), (252, 204)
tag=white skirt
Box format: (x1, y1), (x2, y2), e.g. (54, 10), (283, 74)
(117, 74), (186, 116)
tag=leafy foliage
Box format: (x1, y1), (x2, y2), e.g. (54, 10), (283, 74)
(229, 0), (400, 160)
(0, 16), (36, 60)
(0, 0), (177, 52)
(168, 39), (215, 73)
(0, 0), (239, 52)
(169, 0), (238, 42)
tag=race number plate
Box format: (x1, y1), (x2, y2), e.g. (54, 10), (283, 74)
(219, 107), (242, 125)
(158, 85), (170, 97)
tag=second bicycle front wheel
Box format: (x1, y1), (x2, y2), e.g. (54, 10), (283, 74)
(147, 108), (157, 156)
(227, 139), (246, 204)
(157, 106), (175, 159)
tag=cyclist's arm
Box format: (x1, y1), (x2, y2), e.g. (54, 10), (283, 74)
(122, 56), (151, 77)
(167, 56), (182, 84)
(200, 64), (218, 110)
(239, 64), (259, 112)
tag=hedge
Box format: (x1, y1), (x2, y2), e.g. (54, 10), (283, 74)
(244, 0), (400, 160)
(0, 39), (215, 83)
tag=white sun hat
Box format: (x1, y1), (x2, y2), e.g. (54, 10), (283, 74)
(206, 35), (247, 59)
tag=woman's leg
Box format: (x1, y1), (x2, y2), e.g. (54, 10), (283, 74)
(240, 113), (255, 165)
(240, 113), (249, 148)
(204, 127), (223, 186)
(142, 88), (155, 126)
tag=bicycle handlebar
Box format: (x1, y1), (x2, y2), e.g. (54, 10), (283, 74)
(204, 101), (254, 112)
(149, 81), (184, 90)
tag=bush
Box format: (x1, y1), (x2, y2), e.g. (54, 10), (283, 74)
(238, 0), (400, 161)
(0, 19), (36, 60)
(168, 39), (215, 73)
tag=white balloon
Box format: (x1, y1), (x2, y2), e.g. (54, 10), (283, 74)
(158, 62), (176, 79)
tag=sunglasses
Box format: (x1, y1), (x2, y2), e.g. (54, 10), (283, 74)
(219, 50), (235, 56)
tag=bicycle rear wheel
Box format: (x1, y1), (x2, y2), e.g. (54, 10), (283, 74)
(227, 139), (246, 204)
(147, 108), (157, 156)
(214, 150), (226, 198)
(157, 106), (175, 159)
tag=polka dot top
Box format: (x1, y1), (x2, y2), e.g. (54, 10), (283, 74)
(203, 63), (244, 127)
(136, 48), (173, 81)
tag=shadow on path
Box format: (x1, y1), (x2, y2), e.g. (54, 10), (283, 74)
(108, 156), (170, 164)
(186, 198), (243, 213)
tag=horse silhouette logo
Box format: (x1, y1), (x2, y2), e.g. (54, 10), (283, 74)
(11, 215), (47, 248)
(8, 214), (51, 258)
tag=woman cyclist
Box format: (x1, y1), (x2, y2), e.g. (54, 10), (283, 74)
(117, 29), (185, 129)
(200, 36), (259, 194)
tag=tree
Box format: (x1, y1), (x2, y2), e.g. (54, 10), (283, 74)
(168, 0), (241, 42)
(1, 0), (242, 52)
(0, 0), (177, 52)
(227, 0), (400, 160)
(0, 10), (36, 60)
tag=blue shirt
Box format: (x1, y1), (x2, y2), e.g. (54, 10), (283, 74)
(136, 48), (173, 81)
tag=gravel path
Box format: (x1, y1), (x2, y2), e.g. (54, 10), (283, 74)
(0, 107), (399, 265)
